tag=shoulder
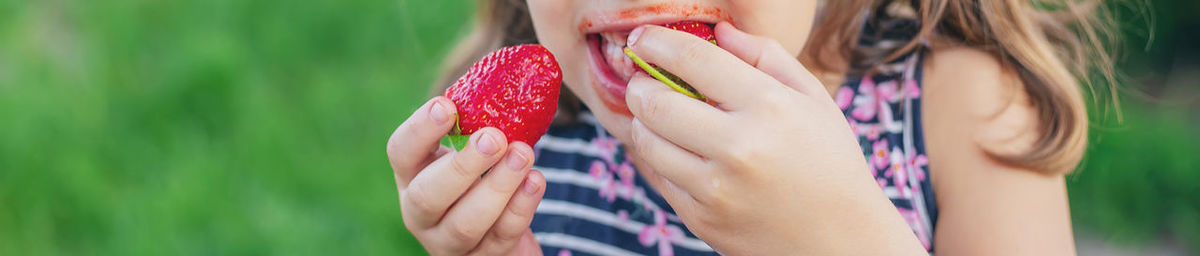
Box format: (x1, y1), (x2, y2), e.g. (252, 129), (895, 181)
(917, 46), (1077, 255)
(921, 46), (1038, 157)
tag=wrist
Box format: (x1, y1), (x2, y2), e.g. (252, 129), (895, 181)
(804, 171), (928, 255)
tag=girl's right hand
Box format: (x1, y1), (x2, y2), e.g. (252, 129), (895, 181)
(387, 97), (547, 256)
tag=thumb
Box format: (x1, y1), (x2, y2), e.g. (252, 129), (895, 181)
(714, 22), (824, 95)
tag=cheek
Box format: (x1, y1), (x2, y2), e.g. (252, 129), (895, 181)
(729, 0), (818, 55)
(527, 1), (589, 100)
(527, 0), (572, 43)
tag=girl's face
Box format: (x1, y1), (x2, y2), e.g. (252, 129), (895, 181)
(527, 0), (818, 145)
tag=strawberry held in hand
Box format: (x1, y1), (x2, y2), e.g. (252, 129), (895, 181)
(624, 21), (716, 100)
(444, 44), (562, 150)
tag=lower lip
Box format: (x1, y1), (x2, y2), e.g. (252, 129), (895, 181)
(586, 34), (633, 116)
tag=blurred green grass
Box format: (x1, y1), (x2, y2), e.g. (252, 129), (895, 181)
(0, 0), (1196, 255)
(0, 0), (472, 254)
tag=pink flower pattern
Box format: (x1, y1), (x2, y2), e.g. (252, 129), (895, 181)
(840, 53), (935, 251)
(639, 210), (686, 256)
(583, 131), (690, 254)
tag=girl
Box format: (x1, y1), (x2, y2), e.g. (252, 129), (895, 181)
(387, 0), (1115, 255)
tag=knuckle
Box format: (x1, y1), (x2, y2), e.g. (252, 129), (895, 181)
(676, 40), (711, 67)
(760, 90), (792, 109)
(445, 221), (486, 245)
(401, 186), (439, 218)
(763, 38), (784, 49)
(386, 135), (399, 156)
(492, 221), (524, 242)
(449, 155), (480, 180)
(633, 134), (656, 157)
(639, 93), (666, 118)
(722, 140), (761, 170)
(505, 203), (535, 223)
(630, 124), (655, 155)
(484, 174), (513, 195)
(387, 130), (414, 166)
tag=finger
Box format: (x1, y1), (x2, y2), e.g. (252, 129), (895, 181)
(625, 72), (735, 157)
(394, 146), (454, 198)
(512, 230), (544, 256)
(714, 22), (824, 95)
(627, 25), (784, 109)
(401, 128), (508, 229)
(388, 97), (457, 188)
(434, 143), (536, 253)
(628, 118), (715, 199)
(468, 170), (546, 256)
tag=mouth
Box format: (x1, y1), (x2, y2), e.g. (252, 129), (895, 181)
(586, 31), (635, 104)
(582, 11), (725, 113)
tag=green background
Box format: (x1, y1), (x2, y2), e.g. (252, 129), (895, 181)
(0, 0), (1195, 254)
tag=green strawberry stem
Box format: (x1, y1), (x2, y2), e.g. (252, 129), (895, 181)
(447, 135), (468, 151)
(623, 47), (706, 100)
(446, 113), (469, 151)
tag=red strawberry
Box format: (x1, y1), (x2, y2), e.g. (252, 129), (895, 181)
(444, 44), (562, 150)
(623, 21), (716, 100)
(626, 21), (716, 72)
(663, 21), (716, 43)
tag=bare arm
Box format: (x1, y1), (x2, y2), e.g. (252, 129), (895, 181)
(922, 47), (1077, 255)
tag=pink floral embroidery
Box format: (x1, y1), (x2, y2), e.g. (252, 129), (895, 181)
(591, 136), (620, 164)
(884, 148), (909, 197)
(616, 162), (637, 200)
(876, 96), (900, 132)
(850, 78), (905, 132)
(851, 77), (878, 121)
(864, 123), (882, 140)
(908, 153), (929, 181)
(557, 249), (572, 256)
(841, 54), (933, 250)
(599, 178), (618, 202)
(639, 210), (684, 256)
(877, 79), (900, 102)
(836, 86), (855, 110)
(903, 78), (921, 98)
(589, 160), (607, 179)
(871, 139), (890, 171)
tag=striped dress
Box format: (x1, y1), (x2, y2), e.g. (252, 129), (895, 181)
(530, 17), (937, 256)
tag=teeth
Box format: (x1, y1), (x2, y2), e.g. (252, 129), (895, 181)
(599, 31), (635, 81)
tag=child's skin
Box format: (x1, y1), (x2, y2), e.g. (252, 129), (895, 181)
(387, 1), (1076, 255)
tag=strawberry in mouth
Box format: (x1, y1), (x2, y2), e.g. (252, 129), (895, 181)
(587, 21), (716, 107)
(587, 31), (636, 105)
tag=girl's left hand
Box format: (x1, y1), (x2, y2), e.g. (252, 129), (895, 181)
(623, 22), (926, 255)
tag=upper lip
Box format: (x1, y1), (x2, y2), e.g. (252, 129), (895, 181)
(579, 5), (729, 34)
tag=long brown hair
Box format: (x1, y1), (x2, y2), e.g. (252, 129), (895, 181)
(434, 0), (1118, 174)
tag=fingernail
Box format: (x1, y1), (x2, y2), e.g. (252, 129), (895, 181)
(504, 150), (528, 170)
(477, 132), (500, 155)
(522, 176), (541, 194)
(627, 26), (646, 47)
(429, 100), (449, 124)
